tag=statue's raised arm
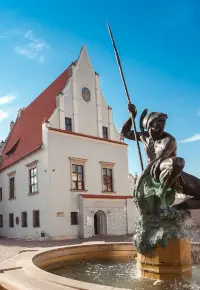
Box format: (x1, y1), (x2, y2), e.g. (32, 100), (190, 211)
(120, 103), (148, 141)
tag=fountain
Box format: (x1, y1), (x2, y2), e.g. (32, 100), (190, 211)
(108, 23), (200, 283)
(1, 26), (200, 290)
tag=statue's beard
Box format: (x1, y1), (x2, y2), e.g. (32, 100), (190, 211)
(151, 127), (164, 135)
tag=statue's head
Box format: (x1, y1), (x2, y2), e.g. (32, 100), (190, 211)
(142, 112), (168, 133)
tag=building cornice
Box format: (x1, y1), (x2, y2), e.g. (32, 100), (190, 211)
(80, 194), (132, 199)
(48, 128), (128, 146)
(0, 146), (42, 173)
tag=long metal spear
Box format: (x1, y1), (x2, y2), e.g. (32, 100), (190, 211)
(107, 23), (144, 171)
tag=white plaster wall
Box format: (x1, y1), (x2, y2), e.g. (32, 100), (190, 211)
(64, 47), (121, 142)
(49, 108), (60, 129)
(0, 149), (50, 239)
(129, 174), (136, 195)
(63, 80), (73, 123)
(100, 92), (109, 128)
(46, 129), (129, 238)
(73, 48), (97, 137)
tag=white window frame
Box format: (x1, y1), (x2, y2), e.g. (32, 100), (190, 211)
(7, 171), (16, 200)
(68, 157), (87, 192)
(26, 160), (39, 195)
(99, 161), (116, 194)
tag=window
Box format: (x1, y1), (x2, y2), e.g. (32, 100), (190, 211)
(22, 212), (27, 228)
(5, 139), (20, 156)
(102, 126), (108, 139)
(0, 188), (2, 202)
(71, 212), (78, 225)
(29, 167), (38, 193)
(33, 210), (40, 227)
(26, 161), (38, 195)
(102, 168), (113, 192)
(72, 164), (84, 190)
(9, 177), (15, 199)
(65, 117), (72, 131)
(9, 213), (14, 228)
(0, 215), (3, 227)
(69, 157), (87, 191)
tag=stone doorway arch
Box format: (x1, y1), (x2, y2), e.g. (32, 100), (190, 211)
(94, 210), (107, 235)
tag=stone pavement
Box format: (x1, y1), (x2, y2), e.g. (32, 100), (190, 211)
(0, 235), (133, 263)
(1, 225), (200, 265)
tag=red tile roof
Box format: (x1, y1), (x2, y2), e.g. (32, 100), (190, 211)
(0, 66), (72, 171)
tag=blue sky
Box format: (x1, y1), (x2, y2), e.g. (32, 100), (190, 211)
(0, 0), (200, 177)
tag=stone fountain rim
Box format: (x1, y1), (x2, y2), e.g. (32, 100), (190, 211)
(0, 241), (137, 290)
(0, 241), (199, 290)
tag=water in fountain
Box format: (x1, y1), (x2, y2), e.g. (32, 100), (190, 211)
(48, 213), (200, 289)
(50, 259), (200, 289)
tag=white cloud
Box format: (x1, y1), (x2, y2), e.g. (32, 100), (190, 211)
(0, 110), (8, 122)
(0, 28), (49, 63)
(14, 46), (37, 60)
(0, 94), (16, 105)
(14, 29), (50, 63)
(180, 134), (200, 143)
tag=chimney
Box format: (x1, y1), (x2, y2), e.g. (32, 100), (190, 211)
(17, 108), (24, 119)
(10, 121), (14, 131)
(0, 141), (5, 153)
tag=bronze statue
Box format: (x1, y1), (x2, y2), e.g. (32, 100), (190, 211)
(107, 23), (198, 254)
(120, 103), (200, 211)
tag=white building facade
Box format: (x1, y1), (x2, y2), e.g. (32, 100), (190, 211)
(0, 46), (136, 240)
(128, 173), (138, 196)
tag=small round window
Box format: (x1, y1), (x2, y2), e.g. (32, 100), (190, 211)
(82, 87), (91, 102)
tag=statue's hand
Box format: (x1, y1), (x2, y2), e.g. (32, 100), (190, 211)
(128, 103), (137, 118)
(150, 159), (161, 181)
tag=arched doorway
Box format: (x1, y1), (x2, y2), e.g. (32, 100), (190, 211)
(94, 210), (107, 235)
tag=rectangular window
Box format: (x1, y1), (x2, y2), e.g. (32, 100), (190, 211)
(102, 126), (108, 139)
(71, 212), (78, 225)
(0, 188), (2, 202)
(102, 168), (113, 192)
(9, 213), (14, 228)
(65, 117), (72, 131)
(33, 210), (40, 227)
(0, 215), (3, 227)
(22, 212), (27, 228)
(9, 177), (15, 199)
(72, 164), (84, 190)
(29, 167), (38, 193)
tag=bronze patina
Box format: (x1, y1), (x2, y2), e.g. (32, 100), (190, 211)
(120, 104), (200, 253)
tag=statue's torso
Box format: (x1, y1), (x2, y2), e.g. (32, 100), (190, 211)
(142, 132), (177, 163)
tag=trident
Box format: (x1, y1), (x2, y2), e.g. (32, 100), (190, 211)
(107, 23), (144, 171)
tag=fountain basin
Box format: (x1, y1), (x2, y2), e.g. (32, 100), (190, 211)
(0, 242), (200, 290)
